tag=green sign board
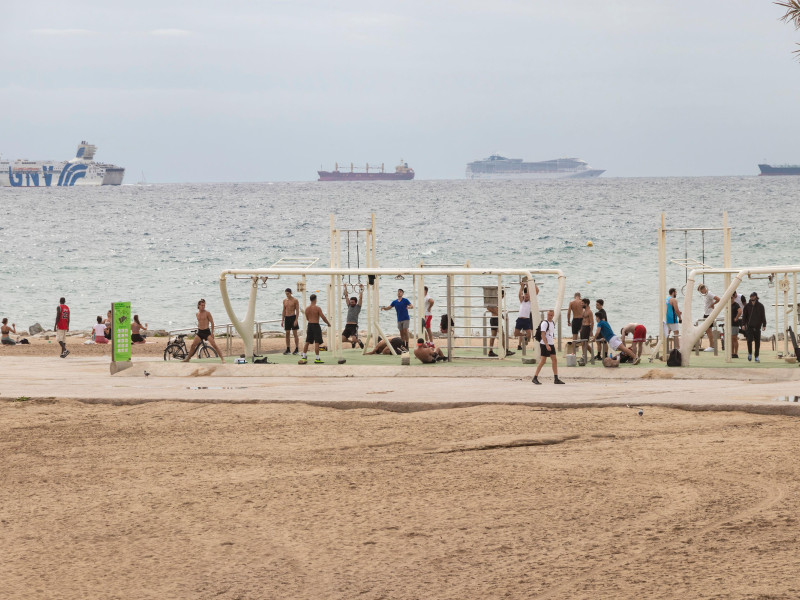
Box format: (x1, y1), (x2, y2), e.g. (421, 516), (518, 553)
(112, 302), (132, 362)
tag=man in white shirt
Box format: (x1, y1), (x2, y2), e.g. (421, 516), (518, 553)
(422, 286), (434, 343)
(698, 284), (720, 350)
(532, 310), (565, 385)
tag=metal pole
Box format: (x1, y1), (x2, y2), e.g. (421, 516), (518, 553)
(658, 213), (668, 360)
(723, 212), (731, 363)
(446, 274), (453, 361)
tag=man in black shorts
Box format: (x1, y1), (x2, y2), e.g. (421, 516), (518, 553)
(594, 299), (608, 360)
(299, 294), (330, 364)
(580, 298), (594, 363)
(532, 309), (565, 385)
(567, 292), (583, 347)
(282, 288), (301, 355)
(341, 285), (364, 348)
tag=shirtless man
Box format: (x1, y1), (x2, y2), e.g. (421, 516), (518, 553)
(487, 290), (514, 358)
(414, 338), (446, 363)
(580, 298), (594, 362)
(183, 299), (225, 363)
(620, 322), (647, 358)
(299, 294), (330, 364)
(514, 280), (539, 350)
(567, 292), (583, 348)
(341, 285), (364, 349)
(282, 288), (301, 355)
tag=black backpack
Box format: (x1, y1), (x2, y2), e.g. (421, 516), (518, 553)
(534, 320), (546, 342)
(667, 348), (682, 367)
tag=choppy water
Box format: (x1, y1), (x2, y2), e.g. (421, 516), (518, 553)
(1, 177), (799, 336)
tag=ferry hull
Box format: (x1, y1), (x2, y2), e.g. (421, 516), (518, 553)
(466, 169), (605, 180)
(0, 142), (125, 187)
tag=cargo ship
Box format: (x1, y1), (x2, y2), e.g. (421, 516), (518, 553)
(466, 154), (604, 179)
(0, 141), (125, 187)
(758, 163), (800, 176)
(318, 160), (414, 181)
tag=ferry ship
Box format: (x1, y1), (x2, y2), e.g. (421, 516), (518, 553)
(318, 160), (414, 181)
(0, 141), (125, 187)
(758, 163), (800, 176)
(466, 154), (605, 179)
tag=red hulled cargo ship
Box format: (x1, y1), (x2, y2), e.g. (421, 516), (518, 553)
(318, 160), (414, 181)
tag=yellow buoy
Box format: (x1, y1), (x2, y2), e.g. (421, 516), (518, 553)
(586, 241), (594, 247)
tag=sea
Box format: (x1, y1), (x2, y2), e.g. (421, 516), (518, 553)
(2, 177), (799, 338)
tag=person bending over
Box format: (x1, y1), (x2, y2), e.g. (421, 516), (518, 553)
(620, 323), (647, 358)
(367, 336), (407, 355)
(592, 317), (639, 365)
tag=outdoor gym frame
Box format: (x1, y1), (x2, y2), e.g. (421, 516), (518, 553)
(680, 265), (800, 366)
(219, 267), (567, 361)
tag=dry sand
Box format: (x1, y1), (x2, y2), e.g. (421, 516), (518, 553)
(2, 395), (800, 599)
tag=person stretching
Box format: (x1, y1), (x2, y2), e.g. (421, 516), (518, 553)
(620, 323), (647, 358)
(592, 317), (640, 365)
(299, 294), (331, 364)
(532, 310), (565, 385)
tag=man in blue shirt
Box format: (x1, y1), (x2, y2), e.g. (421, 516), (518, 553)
(382, 288), (413, 349)
(592, 318), (640, 365)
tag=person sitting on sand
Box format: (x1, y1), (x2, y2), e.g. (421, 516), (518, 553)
(592, 317), (640, 365)
(1, 318), (16, 345)
(367, 336), (407, 355)
(131, 315), (148, 344)
(299, 294), (330, 364)
(414, 338), (446, 363)
(620, 323), (647, 358)
(183, 299), (225, 363)
(93, 316), (109, 344)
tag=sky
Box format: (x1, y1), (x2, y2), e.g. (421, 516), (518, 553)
(2, 0), (800, 181)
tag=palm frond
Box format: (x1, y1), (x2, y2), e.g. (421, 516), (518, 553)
(776, 0), (800, 29)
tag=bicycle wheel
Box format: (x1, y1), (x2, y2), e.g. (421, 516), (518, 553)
(164, 343), (186, 361)
(198, 345), (218, 359)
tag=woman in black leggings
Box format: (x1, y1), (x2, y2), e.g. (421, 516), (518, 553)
(742, 292), (767, 362)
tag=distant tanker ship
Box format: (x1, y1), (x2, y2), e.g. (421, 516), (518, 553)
(0, 141), (125, 187)
(758, 163), (800, 176)
(318, 160), (414, 181)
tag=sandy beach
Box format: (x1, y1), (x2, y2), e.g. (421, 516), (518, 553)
(2, 353), (800, 599)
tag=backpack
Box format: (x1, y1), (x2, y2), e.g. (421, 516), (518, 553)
(534, 320), (546, 342)
(667, 348), (682, 367)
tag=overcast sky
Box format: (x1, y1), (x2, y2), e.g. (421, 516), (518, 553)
(2, 1), (800, 181)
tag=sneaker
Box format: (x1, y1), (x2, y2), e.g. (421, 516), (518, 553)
(488, 350), (498, 357)
(283, 349), (291, 355)
(633, 357), (641, 365)
(60, 351), (66, 358)
(748, 354), (752, 361)
(358, 340), (364, 349)
(731, 354), (739, 359)
(293, 349), (299, 355)
(532, 376), (541, 385)
(517, 344), (523, 350)
(314, 359), (324, 364)
(62, 350), (70, 358)
(703, 347), (714, 352)
(504, 350), (515, 357)
(554, 377), (565, 384)
(298, 358), (307, 364)
(755, 356), (760, 363)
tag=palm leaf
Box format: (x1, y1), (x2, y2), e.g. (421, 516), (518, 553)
(776, 0), (800, 29)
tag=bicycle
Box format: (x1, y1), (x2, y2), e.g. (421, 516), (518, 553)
(163, 330), (219, 361)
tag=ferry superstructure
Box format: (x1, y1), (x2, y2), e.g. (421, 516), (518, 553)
(466, 154), (605, 179)
(0, 141), (125, 187)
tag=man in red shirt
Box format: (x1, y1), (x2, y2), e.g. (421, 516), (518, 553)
(54, 297), (70, 358)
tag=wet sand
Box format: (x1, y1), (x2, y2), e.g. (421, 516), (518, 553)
(2, 392), (800, 599)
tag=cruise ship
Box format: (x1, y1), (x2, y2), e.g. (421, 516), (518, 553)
(466, 154), (605, 179)
(0, 142), (125, 187)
